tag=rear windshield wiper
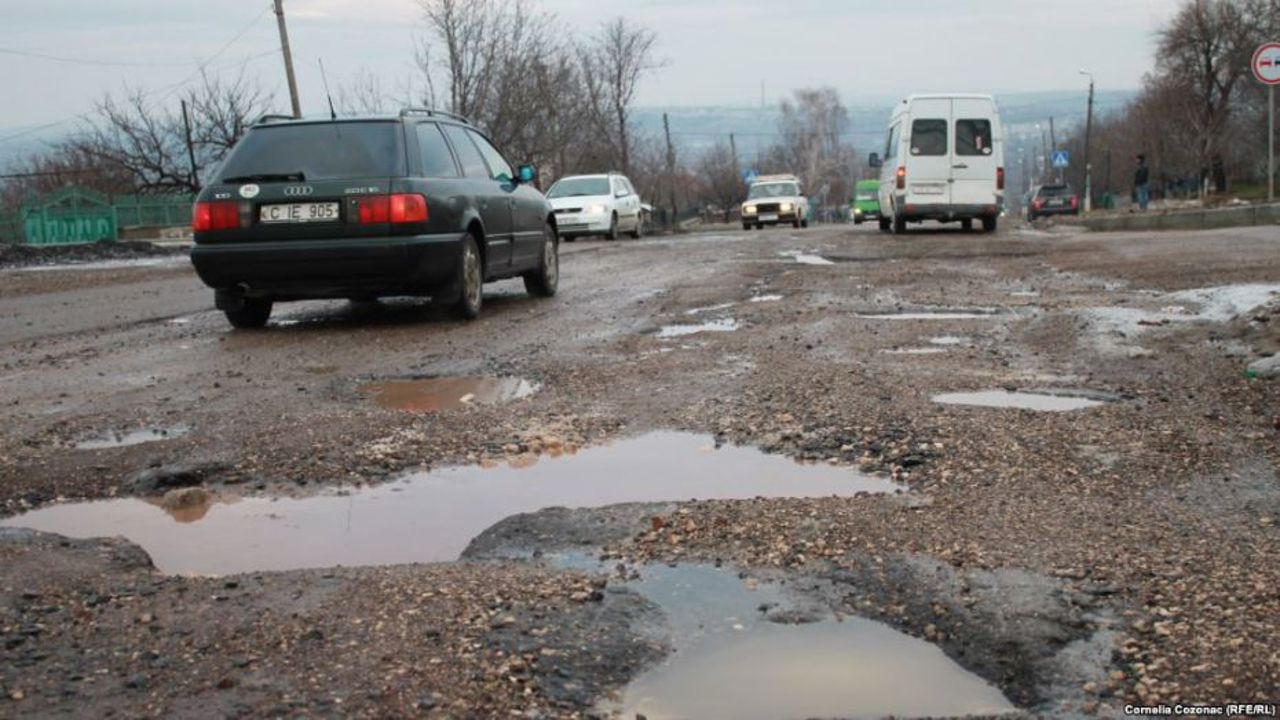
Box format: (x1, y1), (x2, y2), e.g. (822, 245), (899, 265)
(220, 172), (306, 183)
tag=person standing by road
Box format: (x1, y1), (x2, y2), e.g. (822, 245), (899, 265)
(1133, 154), (1150, 211)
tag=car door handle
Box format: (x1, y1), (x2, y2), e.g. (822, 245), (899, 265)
(952, 164), (968, 169)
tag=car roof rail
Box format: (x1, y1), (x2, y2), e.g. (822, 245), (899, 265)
(254, 113), (299, 125)
(399, 107), (471, 124)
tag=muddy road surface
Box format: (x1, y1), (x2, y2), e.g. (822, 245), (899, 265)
(1, 222), (1277, 718)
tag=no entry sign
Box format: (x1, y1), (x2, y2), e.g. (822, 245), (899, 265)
(1254, 42), (1280, 85)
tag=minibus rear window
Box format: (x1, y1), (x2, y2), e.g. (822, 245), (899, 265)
(910, 119), (947, 156)
(956, 119), (993, 156)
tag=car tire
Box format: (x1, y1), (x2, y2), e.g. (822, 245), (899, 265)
(607, 213), (619, 241)
(879, 216), (891, 233)
(961, 218), (973, 232)
(742, 224), (752, 231)
(792, 218), (801, 229)
(224, 298), (272, 329)
(800, 219), (809, 228)
(629, 215), (643, 239)
(1027, 212), (1036, 222)
(452, 234), (483, 320)
(893, 214), (907, 235)
(523, 223), (559, 298)
(854, 216), (864, 225)
(982, 216), (998, 233)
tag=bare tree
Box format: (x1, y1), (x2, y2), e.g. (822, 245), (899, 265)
(695, 142), (743, 222)
(579, 18), (660, 176)
(765, 87), (858, 210)
(69, 71), (271, 194)
(337, 67), (393, 115)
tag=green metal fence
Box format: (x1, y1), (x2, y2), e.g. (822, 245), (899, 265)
(22, 188), (117, 245)
(6, 189), (194, 245)
(113, 194), (193, 229)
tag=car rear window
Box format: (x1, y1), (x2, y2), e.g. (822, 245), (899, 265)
(910, 119), (947, 156)
(218, 122), (405, 181)
(955, 119), (993, 156)
(1038, 186), (1072, 197)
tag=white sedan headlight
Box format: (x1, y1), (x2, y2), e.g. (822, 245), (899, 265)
(586, 204), (607, 215)
(779, 202), (793, 212)
(743, 205), (757, 215)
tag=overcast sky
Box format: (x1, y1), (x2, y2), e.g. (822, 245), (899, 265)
(1, 0), (1182, 133)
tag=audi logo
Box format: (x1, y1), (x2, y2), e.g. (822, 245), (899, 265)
(283, 186), (314, 197)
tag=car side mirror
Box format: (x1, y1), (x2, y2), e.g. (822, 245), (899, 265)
(517, 164), (536, 184)
(615, 190), (627, 198)
(868, 153), (882, 169)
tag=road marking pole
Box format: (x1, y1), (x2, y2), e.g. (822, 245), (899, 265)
(1270, 83), (1275, 202)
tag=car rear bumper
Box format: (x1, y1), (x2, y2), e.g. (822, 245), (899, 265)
(1029, 206), (1079, 217)
(190, 234), (463, 299)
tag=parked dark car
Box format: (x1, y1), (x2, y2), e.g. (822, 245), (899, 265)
(1026, 184), (1080, 221)
(190, 110), (559, 328)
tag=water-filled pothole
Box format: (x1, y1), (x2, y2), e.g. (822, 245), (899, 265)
(2, 432), (900, 575)
(74, 425), (190, 450)
(656, 319), (739, 338)
(779, 250), (834, 266)
(933, 389), (1106, 412)
(749, 294), (783, 303)
(575, 560), (1014, 719)
(362, 376), (537, 412)
(856, 307), (1001, 320)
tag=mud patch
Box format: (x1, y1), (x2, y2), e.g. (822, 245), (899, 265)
(933, 389), (1106, 412)
(362, 376), (537, 412)
(74, 425), (190, 450)
(581, 560), (1013, 719)
(656, 318), (739, 338)
(2, 432), (899, 575)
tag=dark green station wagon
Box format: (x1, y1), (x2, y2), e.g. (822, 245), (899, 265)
(190, 109), (559, 328)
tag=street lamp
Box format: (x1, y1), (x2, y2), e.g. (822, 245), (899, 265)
(1080, 69), (1095, 212)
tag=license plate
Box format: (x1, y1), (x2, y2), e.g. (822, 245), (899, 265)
(259, 202), (340, 224)
(913, 185), (945, 195)
(1049, 199), (1063, 206)
(759, 213), (778, 222)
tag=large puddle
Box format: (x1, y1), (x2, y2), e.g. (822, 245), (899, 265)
(856, 308), (1001, 320)
(578, 560), (1014, 719)
(362, 376), (537, 412)
(1, 432), (899, 576)
(934, 389), (1105, 412)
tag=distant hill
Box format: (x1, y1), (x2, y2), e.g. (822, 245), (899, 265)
(634, 89), (1137, 161)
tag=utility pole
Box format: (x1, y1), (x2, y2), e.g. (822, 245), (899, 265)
(663, 113), (677, 231)
(181, 99), (199, 193)
(274, 0), (302, 118)
(1049, 116), (1058, 184)
(1270, 84), (1275, 202)
(1081, 70), (1095, 212)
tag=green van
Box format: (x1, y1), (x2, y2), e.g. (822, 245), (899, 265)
(851, 180), (880, 224)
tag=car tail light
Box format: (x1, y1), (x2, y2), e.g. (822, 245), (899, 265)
(359, 194), (428, 224)
(996, 167), (1005, 191)
(193, 201), (240, 232)
(895, 166), (906, 190)
(390, 193), (428, 223)
(1070, 195), (1079, 209)
(1033, 199), (1044, 210)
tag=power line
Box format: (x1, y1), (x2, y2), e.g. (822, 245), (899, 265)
(0, 47), (197, 68)
(0, 3), (274, 147)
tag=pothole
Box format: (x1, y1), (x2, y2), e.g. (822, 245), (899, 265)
(856, 307), (1003, 320)
(778, 250), (834, 266)
(362, 376), (538, 412)
(684, 302), (735, 316)
(933, 389), (1108, 412)
(575, 560), (1015, 719)
(656, 319), (739, 338)
(73, 425), (190, 450)
(880, 347), (948, 355)
(2, 432), (901, 575)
